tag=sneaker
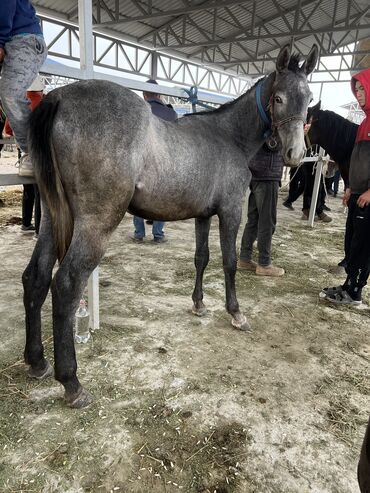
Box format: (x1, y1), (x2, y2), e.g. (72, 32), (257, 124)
(21, 224), (36, 234)
(256, 264), (285, 277)
(283, 201), (294, 211)
(322, 204), (331, 212)
(130, 235), (143, 243)
(322, 289), (362, 306)
(320, 285), (344, 297)
(153, 236), (167, 243)
(318, 212), (332, 223)
(237, 259), (257, 271)
(18, 153), (34, 177)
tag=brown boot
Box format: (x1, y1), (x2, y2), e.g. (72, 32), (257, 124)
(256, 264), (285, 277)
(237, 259), (257, 271)
(301, 209), (309, 220)
(318, 212), (332, 223)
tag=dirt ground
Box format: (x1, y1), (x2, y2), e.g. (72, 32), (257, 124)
(0, 150), (370, 493)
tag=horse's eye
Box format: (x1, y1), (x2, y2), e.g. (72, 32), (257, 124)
(274, 96), (282, 104)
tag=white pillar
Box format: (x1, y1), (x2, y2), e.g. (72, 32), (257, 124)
(308, 147), (325, 227)
(88, 267), (100, 331)
(78, 0), (94, 79)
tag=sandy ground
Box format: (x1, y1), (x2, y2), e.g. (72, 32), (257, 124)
(0, 151), (370, 493)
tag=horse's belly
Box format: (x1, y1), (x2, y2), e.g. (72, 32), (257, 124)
(129, 186), (213, 221)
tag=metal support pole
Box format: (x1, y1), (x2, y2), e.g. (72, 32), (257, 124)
(78, 0), (94, 79)
(88, 267), (100, 331)
(308, 147), (325, 227)
(151, 51), (158, 80)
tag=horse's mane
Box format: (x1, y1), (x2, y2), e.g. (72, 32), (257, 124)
(317, 110), (358, 160)
(183, 78), (260, 117)
(184, 53), (304, 118)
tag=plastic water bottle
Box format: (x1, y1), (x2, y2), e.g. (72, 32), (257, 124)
(74, 299), (91, 344)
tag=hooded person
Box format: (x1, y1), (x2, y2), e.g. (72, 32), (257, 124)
(320, 66), (370, 307)
(317, 66), (370, 493)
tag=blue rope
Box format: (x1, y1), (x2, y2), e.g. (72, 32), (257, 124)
(183, 86), (215, 113)
(255, 80), (272, 138)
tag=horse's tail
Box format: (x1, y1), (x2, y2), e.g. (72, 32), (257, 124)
(29, 96), (73, 261)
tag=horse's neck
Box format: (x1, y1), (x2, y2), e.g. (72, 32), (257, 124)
(231, 73), (275, 152)
(316, 113), (353, 162)
(208, 73), (275, 154)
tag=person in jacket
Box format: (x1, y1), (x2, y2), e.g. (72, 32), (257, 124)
(0, 0), (47, 177)
(321, 67), (370, 306)
(132, 79), (178, 243)
(238, 143), (285, 276)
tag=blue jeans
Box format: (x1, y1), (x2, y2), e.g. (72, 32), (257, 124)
(133, 216), (165, 239)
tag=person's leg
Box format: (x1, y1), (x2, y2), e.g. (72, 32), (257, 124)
(288, 166), (305, 204)
(34, 185), (41, 235)
(255, 182), (278, 267)
(0, 35), (47, 154)
(133, 216), (145, 239)
(152, 221), (165, 240)
(343, 199), (370, 301)
(239, 185), (258, 262)
(302, 163), (314, 216)
(333, 170), (341, 196)
(22, 184), (35, 229)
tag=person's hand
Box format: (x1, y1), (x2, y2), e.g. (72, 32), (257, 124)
(0, 47), (4, 63)
(304, 122), (311, 135)
(343, 187), (351, 206)
(357, 189), (370, 208)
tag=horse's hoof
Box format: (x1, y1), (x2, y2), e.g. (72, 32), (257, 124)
(192, 304), (207, 317)
(28, 361), (54, 380)
(232, 315), (251, 332)
(65, 388), (94, 409)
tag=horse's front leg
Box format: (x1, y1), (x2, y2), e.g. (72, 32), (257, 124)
(218, 207), (251, 331)
(192, 217), (212, 316)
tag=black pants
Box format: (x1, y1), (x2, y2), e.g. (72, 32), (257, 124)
(286, 166), (305, 204)
(22, 184), (41, 233)
(358, 416), (370, 493)
(302, 163), (326, 214)
(343, 194), (370, 293)
(240, 181), (279, 267)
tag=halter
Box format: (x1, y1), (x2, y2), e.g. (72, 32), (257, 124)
(255, 78), (306, 148)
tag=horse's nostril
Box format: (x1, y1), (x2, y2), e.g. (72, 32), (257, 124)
(286, 148), (293, 160)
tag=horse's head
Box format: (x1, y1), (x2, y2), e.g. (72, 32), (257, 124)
(271, 44), (318, 165)
(306, 100), (322, 147)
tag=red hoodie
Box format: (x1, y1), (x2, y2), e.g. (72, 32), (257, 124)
(351, 67), (370, 143)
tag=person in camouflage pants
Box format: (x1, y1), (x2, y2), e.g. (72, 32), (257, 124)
(0, 0), (47, 177)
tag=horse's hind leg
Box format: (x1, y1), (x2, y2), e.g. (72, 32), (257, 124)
(51, 221), (119, 408)
(218, 207), (250, 331)
(192, 217), (211, 316)
(23, 204), (57, 378)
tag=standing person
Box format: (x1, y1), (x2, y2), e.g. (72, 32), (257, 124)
(3, 74), (44, 236)
(0, 0), (47, 177)
(282, 165), (305, 210)
(321, 67), (370, 306)
(132, 79), (177, 243)
(238, 143), (285, 277)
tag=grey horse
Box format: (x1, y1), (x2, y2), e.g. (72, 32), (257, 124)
(23, 44), (318, 408)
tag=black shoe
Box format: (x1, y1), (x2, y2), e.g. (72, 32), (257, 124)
(153, 236), (167, 243)
(283, 201), (294, 211)
(322, 204), (331, 212)
(146, 220), (153, 225)
(21, 224), (36, 234)
(130, 235), (143, 243)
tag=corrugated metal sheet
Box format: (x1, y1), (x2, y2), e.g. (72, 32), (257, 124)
(33, 0), (370, 74)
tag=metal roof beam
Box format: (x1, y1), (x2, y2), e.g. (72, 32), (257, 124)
(94, 0), (250, 28)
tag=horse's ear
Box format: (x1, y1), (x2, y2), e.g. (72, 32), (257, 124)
(301, 44), (319, 75)
(307, 100), (321, 122)
(276, 44), (291, 73)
